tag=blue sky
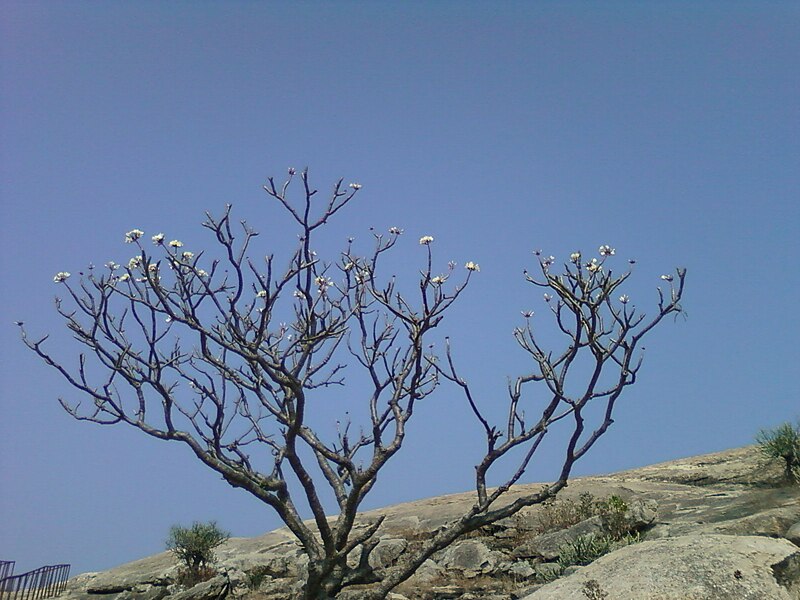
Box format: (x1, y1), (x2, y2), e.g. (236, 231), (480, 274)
(1, 1), (798, 577)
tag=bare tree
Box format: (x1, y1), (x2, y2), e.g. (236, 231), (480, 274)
(22, 170), (686, 600)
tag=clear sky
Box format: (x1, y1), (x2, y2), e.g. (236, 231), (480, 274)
(1, 1), (798, 577)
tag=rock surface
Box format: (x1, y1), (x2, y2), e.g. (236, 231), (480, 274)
(57, 446), (800, 600)
(522, 534), (800, 600)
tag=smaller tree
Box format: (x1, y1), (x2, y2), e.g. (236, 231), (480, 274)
(166, 521), (230, 586)
(756, 420), (800, 483)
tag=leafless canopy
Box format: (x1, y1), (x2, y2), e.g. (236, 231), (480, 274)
(22, 170), (686, 600)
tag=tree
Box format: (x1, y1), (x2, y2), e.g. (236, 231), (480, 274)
(21, 169), (686, 600)
(166, 521), (230, 586)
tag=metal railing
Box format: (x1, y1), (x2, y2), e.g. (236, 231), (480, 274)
(0, 564), (70, 600)
(0, 565), (13, 585)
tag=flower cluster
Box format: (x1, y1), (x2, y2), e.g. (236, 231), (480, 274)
(152, 233), (165, 245)
(125, 229), (144, 243)
(586, 258), (602, 273)
(419, 235), (434, 245)
(181, 251), (194, 261)
(619, 295), (630, 304)
(430, 275), (446, 285)
(389, 227), (403, 235)
(53, 272), (71, 283)
(128, 256), (142, 269)
(660, 274), (674, 282)
(570, 252), (581, 264)
(315, 276), (333, 291)
(465, 261), (480, 272)
(598, 245), (616, 256)
(256, 290), (268, 298)
(169, 240), (183, 248)
(349, 183), (362, 190)
(540, 255), (555, 269)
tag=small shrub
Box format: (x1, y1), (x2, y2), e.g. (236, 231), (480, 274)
(582, 579), (609, 600)
(535, 492), (598, 534)
(756, 420), (800, 483)
(244, 565), (274, 590)
(596, 494), (629, 540)
(166, 521), (230, 587)
(557, 530), (641, 572)
(557, 533), (616, 570)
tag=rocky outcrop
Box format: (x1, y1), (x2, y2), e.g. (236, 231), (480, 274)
(57, 446), (800, 600)
(523, 534), (800, 600)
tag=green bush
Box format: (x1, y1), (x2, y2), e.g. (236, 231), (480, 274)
(756, 420), (800, 483)
(166, 521), (230, 586)
(557, 531), (640, 572)
(557, 533), (616, 570)
(595, 494), (629, 540)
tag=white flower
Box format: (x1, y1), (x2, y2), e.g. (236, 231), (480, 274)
(465, 261), (480, 272)
(125, 229), (144, 243)
(118, 273), (130, 282)
(598, 245), (616, 256)
(419, 235), (434, 245)
(570, 252), (581, 263)
(106, 261), (119, 270)
(257, 290), (268, 298)
(430, 275), (446, 285)
(128, 256), (142, 269)
(349, 182), (362, 190)
(541, 256), (555, 268)
(543, 293), (552, 302)
(152, 233), (165, 245)
(389, 226), (403, 235)
(181, 251), (194, 261)
(660, 274), (674, 282)
(197, 270), (208, 277)
(169, 240), (184, 248)
(619, 295), (630, 304)
(586, 258), (602, 273)
(53, 272), (71, 283)
(288, 167), (296, 175)
(521, 310), (534, 318)
(315, 276), (333, 290)
(148, 264), (158, 273)
(343, 261), (355, 271)
(293, 290), (306, 299)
